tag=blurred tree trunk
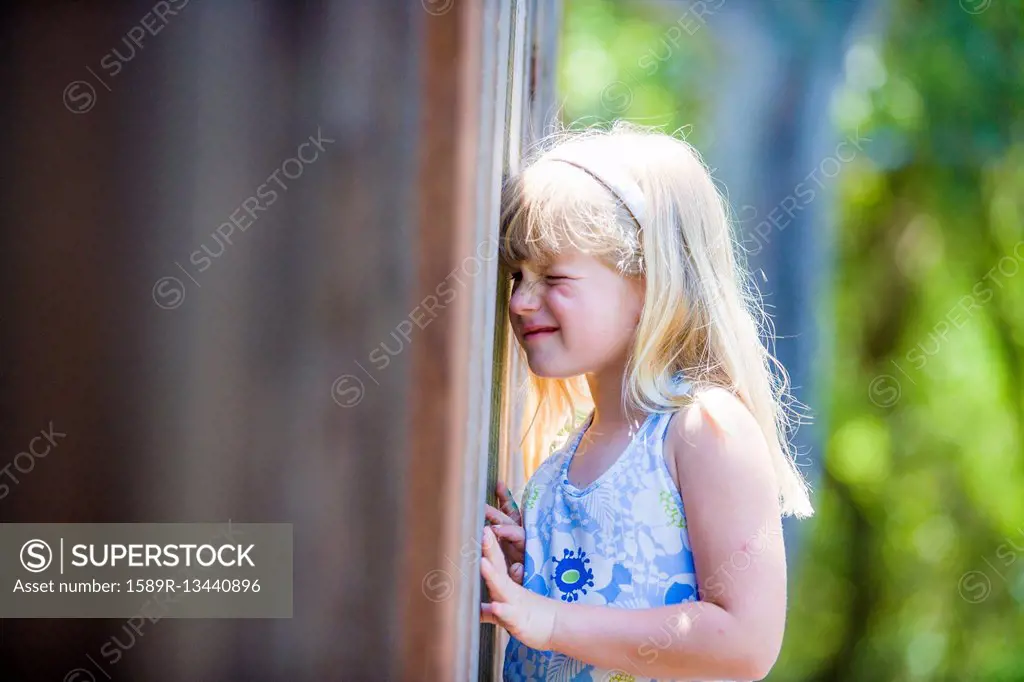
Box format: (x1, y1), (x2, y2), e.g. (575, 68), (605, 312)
(704, 0), (879, 572)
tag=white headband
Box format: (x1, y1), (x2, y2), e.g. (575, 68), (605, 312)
(546, 150), (646, 230)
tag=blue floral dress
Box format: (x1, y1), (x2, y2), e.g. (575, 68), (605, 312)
(503, 378), (700, 681)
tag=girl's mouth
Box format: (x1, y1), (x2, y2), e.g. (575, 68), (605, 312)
(523, 327), (559, 340)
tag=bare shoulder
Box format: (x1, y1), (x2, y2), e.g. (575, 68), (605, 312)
(664, 386), (780, 501)
(663, 388), (788, 671)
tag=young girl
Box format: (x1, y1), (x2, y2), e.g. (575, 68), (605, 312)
(479, 121), (814, 682)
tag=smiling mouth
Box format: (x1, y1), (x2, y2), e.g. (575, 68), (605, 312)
(523, 328), (559, 339)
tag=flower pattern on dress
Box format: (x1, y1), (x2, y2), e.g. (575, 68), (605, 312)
(659, 490), (686, 529)
(503, 374), (701, 682)
(551, 547), (595, 602)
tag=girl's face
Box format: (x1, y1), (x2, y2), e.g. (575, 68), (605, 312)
(508, 248), (644, 378)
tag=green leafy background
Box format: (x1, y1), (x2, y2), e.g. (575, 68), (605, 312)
(559, 1), (1024, 679)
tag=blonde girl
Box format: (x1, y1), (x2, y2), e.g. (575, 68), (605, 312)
(480, 121), (813, 682)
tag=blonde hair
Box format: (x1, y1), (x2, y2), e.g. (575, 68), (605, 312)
(499, 121), (813, 518)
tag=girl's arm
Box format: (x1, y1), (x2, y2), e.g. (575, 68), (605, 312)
(552, 389), (788, 680)
(481, 389), (788, 681)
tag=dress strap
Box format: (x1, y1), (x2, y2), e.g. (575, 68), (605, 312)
(647, 374), (694, 443)
(649, 409), (675, 444)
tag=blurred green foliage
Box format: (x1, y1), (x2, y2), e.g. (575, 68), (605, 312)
(558, 0), (716, 140)
(560, 0), (1024, 679)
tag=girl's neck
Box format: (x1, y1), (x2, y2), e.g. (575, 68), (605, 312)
(584, 365), (647, 434)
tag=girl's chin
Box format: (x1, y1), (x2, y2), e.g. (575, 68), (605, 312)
(525, 358), (579, 380)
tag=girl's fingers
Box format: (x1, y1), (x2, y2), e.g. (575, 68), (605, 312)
(510, 562), (524, 585)
(480, 527), (509, 599)
(480, 557), (511, 607)
(480, 554), (501, 593)
(484, 504), (515, 527)
(487, 526), (523, 563)
(496, 481), (523, 525)
(482, 526), (507, 563)
(491, 523), (525, 546)
(480, 601), (505, 626)
(491, 524), (525, 564)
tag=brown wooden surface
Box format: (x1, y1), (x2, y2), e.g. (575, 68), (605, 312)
(0, 1), (563, 679)
(1, 2), (422, 680)
(400, 0), (484, 678)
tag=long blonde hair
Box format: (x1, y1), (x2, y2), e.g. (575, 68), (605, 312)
(499, 121), (813, 518)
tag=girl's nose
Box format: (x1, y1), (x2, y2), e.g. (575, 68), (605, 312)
(509, 279), (542, 316)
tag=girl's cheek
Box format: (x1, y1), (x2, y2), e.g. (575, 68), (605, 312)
(547, 294), (582, 340)
(546, 291), (572, 318)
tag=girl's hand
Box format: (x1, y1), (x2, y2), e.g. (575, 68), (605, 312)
(496, 479), (522, 525)
(480, 526), (558, 651)
(484, 480), (525, 584)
